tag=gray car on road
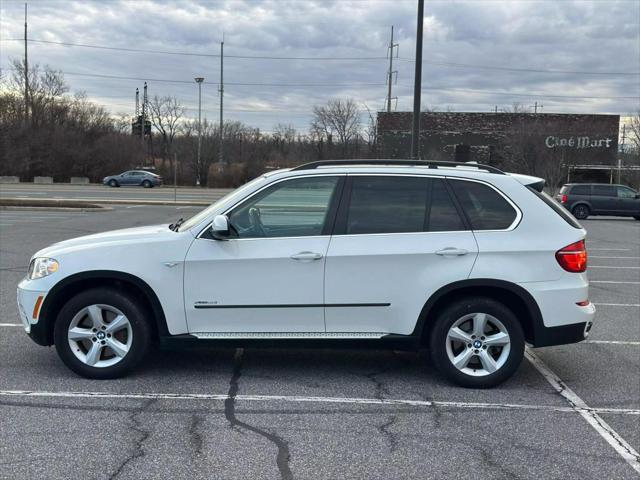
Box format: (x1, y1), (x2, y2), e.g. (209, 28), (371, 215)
(103, 170), (162, 188)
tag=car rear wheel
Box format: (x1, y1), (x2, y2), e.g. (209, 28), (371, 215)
(142, 180), (152, 188)
(108, 179), (118, 187)
(572, 204), (590, 220)
(53, 288), (151, 379)
(429, 297), (525, 388)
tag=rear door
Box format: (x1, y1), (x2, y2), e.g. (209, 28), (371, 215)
(323, 175), (478, 335)
(591, 185), (617, 214)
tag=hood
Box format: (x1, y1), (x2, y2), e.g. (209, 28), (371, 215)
(34, 224), (173, 258)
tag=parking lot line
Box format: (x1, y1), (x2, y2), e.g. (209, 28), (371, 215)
(0, 323), (21, 327)
(585, 340), (640, 346)
(525, 349), (640, 474)
(590, 256), (640, 259)
(591, 280), (640, 285)
(0, 389), (638, 416)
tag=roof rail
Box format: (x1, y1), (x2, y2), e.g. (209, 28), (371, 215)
(291, 159), (505, 175)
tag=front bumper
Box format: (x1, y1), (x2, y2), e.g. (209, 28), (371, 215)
(17, 278), (49, 345)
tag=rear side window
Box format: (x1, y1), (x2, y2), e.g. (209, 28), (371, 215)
(571, 185), (590, 196)
(450, 180), (517, 230)
(527, 187), (582, 228)
(593, 185), (616, 197)
(346, 176), (428, 234)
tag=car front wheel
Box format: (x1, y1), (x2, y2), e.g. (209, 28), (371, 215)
(108, 179), (118, 187)
(429, 297), (525, 388)
(53, 288), (151, 379)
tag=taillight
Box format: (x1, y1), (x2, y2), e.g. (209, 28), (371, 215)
(556, 240), (587, 273)
(559, 194), (567, 204)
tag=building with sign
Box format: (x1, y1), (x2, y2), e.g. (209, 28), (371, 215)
(376, 112), (620, 181)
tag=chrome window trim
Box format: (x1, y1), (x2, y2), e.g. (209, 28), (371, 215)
(196, 171), (522, 240)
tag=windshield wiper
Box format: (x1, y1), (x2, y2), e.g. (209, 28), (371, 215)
(169, 218), (184, 231)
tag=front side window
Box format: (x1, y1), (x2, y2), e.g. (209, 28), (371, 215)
(228, 176), (339, 238)
(450, 179), (517, 230)
(617, 186), (637, 199)
(345, 176), (429, 234)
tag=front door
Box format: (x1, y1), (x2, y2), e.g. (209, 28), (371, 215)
(184, 175), (343, 334)
(324, 175), (479, 335)
(616, 185), (640, 216)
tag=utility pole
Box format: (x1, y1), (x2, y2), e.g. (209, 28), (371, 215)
(386, 26), (398, 113)
(24, 3), (28, 122)
(140, 82), (147, 165)
(411, 0), (424, 159)
(218, 38), (224, 171)
(530, 101), (543, 114)
(194, 77), (204, 186)
(618, 124), (626, 184)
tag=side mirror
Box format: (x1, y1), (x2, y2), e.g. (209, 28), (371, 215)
(211, 215), (231, 240)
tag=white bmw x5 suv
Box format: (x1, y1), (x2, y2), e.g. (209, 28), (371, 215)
(17, 160), (595, 387)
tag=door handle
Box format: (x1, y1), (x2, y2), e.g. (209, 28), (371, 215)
(290, 251), (323, 261)
(435, 248), (469, 257)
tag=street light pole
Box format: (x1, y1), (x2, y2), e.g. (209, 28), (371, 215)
(411, 0), (424, 159)
(195, 77), (204, 186)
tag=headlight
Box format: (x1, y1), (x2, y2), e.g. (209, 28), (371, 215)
(28, 258), (59, 280)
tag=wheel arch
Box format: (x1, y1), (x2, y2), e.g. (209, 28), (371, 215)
(414, 279), (544, 346)
(36, 270), (168, 346)
(570, 201), (591, 213)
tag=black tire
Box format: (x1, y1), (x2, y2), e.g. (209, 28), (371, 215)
(634, 216), (640, 221)
(108, 179), (118, 187)
(142, 180), (152, 188)
(572, 204), (590, 220)
(428, 297), (525, 388)
(54, 288), (151, 379)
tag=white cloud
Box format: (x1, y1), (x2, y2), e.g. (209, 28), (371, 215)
(0, 0), (638, 132)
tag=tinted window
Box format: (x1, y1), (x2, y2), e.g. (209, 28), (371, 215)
(592, 185), (616, 197)
(571, 185), (590, 196)
(229, 176), (339, 238)
(559, 185), (569, 194)
(450, 180), (517, 230)
(428, 179), (465, 232)
(346, 176), (428, 234)
(617, 186), (637, 199)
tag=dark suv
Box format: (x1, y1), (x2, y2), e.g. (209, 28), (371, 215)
(557, 183), (640, 220)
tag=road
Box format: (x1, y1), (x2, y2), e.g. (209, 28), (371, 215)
(0, 206), (638, 479)
(0, 183), (232, 204)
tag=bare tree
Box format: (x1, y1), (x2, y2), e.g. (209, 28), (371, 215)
(148, 95), (185, 172)
(310, 98), (361, 156)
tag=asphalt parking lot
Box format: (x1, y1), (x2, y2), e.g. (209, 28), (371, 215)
(0, 203), (638, 479)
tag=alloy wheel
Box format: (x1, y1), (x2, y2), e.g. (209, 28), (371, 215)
(445, 312), (511, 377)
(67, 304), (133, 368)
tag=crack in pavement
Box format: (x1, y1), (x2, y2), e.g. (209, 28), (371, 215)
(108, 398), (157, 480)
(477, 445), (520, 479)
(225, 348), (294, 480)
(378, 415), (399, 453)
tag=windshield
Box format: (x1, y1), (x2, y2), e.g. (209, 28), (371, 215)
(176, 175), (267, 231)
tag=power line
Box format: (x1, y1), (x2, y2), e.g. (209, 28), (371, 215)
(399, 58), (640, 76)
(4, 37), (639, 75)
(1, 38), (388, 60)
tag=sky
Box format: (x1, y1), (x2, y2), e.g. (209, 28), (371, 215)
(1, 0), (639, 133)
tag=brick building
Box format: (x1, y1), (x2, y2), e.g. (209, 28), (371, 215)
(377, 112), (620, 169)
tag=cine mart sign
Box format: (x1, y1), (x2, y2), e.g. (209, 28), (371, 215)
(545, 136), (614, 149)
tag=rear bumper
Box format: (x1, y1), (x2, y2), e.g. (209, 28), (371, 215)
(520, 274), (595, 347)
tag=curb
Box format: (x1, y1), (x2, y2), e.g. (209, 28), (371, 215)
(0, 206), (113, 212)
